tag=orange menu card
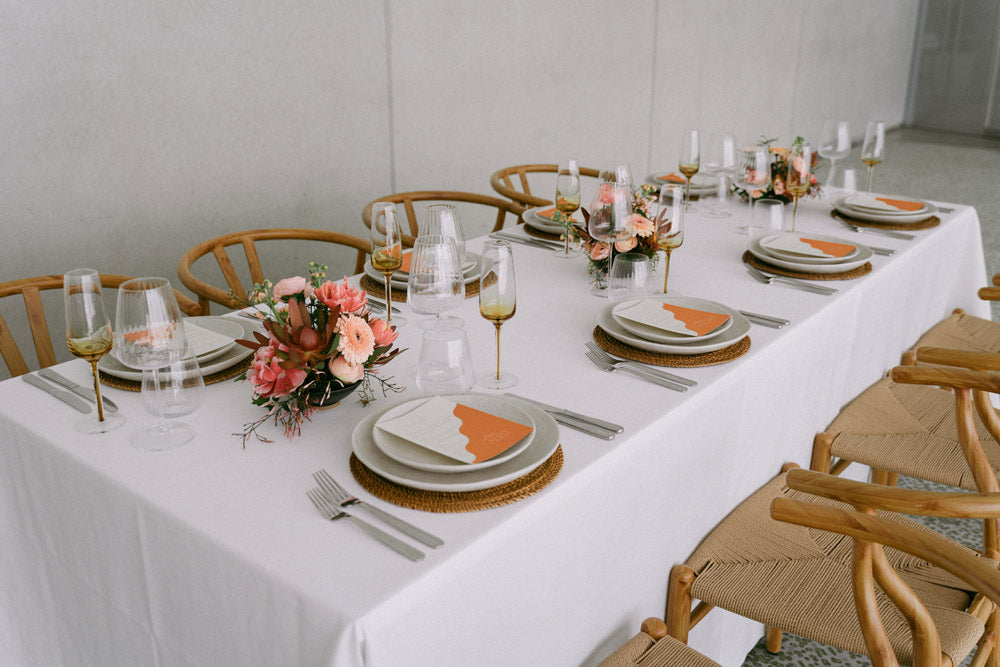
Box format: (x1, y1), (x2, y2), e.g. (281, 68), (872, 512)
(537, 207), (578, 223)
(656, 173), (687, 184)
(614, 300), (730, 337)
(375, 396), (534, 464)
(798, 237), (856, 258)
(874, 197), (924, 212)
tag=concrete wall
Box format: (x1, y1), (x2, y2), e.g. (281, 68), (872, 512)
(0, 0), (919, 375)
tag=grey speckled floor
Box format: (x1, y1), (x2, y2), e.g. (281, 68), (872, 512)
(740, 128), (1000, 666)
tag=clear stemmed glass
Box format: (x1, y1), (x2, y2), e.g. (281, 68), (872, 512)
(785, 141), (813, 232)
(477, 239), (517, 390)
(861, 120), (886, 193)
(654, 185), (685, 294)
(818, 120), (851, 187)
(406, 235), (465, 329)
(701, 132), (736, 218)
(370, 202), (406, 326)
(587, 180), (632, 295)
(113, 277), (191, 450)
(734, 144), (771, 233)
(141, 352), (204, 446)
(63, 268), (125, 433)
(420, 204), (466, 266)
(678, 129), (700, 209)
(554, 160), (581, 258)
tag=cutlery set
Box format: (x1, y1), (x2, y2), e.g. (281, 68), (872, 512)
(746, 266), (838, 296)
(488, 231), (561, 251)
(506, 393), (624, 440)
(22, 368), (119, 414)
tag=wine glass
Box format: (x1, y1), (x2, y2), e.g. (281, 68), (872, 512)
(63, 268), (125, 434)
(554, 160), (581, 258)
(477, 239), (517, 390)
(701, 132), (736, 218)
(113, 277), (191, 450)
(406, 235), (465, 329)
(587, 180), (632, 295)
(140, 352), (204, 448)
(420, 204), (466, 266)
(370, 202), (406, 326)
(785, 141), (813, 232)
(818, 120), (851, 187)
(861, 120), (886, 193)
(654, 185), (685, 294)
(678, 129), (700, 209)
(734, 144), (771, 233)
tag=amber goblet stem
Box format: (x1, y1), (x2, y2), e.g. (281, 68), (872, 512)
(662, 248), (674, 294)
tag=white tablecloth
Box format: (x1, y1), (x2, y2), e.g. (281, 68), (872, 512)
(0, 196), (989, 666)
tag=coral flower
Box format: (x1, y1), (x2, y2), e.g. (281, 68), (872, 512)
(589, 242), (610, 261)
(315, 278), (367, 314)
(337, 314), (375, 365)
(369, 318), (398, 348)
(614, 237), (638, 252)
(248, 346), (307, 398)
(329, 356), (364, 384)
(626, 213), (654, 238)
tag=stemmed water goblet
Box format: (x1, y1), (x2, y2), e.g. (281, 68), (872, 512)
(63, 268), (125, 433)
(861, 120), (886, 193)
(406, 235), (465, 329)
(701, 132), (736, 218)
(113, 277), (192, 450)
(785, 141), (813, 232)
(678, 129), (700, 209)
(554, 160), (581, 258)
(477, 239), (517, 390)
(818, 120), (851, 187)
(420, 204), (466, 267)
(735, 144), (771, 233)
(654, 185), (685, 294)
(370, 202), (406, 326)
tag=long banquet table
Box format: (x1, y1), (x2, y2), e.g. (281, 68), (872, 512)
(0, 194), (990, 666)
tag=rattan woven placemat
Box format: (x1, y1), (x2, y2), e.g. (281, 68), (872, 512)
(360, 274), (482, 303)
(830, 209), (940, 231)
(99, 356), (252, 392)
(593, 326), (750, 367)
(742, 251), (872, 281)
(349, 446), (563, 513)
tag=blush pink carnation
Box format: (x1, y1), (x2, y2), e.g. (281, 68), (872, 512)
(248, 346), (307, 398)
(336, 314), (376, 365)
(314, 278), (368, 314)
(369, 318), (398, 348)
(272, 276), (313, 300)
(328, 356), (364, 384)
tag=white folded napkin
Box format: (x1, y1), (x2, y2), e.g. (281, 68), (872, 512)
(183, 320), (237, 357)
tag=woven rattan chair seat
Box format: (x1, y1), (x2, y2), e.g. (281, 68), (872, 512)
(827, 377), (1000, 491)
(597, 629), (720, 667)
(686, 474), (984, 665)
(908, 310), (1000, 357)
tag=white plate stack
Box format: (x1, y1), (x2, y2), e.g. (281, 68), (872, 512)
(597, 296), (750, 355)
(832, 194), (938, 224)
(748, 232), (874, 275)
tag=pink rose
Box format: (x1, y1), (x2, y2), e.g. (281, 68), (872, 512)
(369, 318), (398, 348)
(328, 356), (364, 384)
(314, 278), (368, 313)
(248, 346), (307, 398)
(588, 242), (610, 261)
(614, 237), (638, 252)
(272, 276), (312, 300)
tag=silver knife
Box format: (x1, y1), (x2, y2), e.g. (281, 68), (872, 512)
(737, 310), (789, 326)
(22, 374), (92, 413)
(551, 413), (616, 440)
(489, 232), (560, 250)
(38, 368), (118, 413)
(505, 393), (624, 434)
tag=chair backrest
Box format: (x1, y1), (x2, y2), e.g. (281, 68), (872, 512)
(489, 163), (603, 208)
(0, 273), (201, 378)
(176, 228), (370, 316)
(361, 190), (524, 246)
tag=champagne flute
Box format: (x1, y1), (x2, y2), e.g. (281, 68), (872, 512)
(477, 240), (517, 390)
(785, 141), (813, 232)
(654, 185), (685, 294)
(702, 132), (736, 218)
(63, 268), (125, 433)
(678, 129), (700, 209)
(734, 144), (771, 233)
(818, 120), (851, 187)
(554, 160), (581, 258)
(407, 235), (465, 329)
(113, 277), (191, 450)
(370, 202), (406, 326)
(861, 120), (886, 193)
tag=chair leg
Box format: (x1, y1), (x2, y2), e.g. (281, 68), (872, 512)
(665, 564), (695, 643)
(765, 626), (783, 653)
(871, 469), (891, 485)
(810, 433), (834, 473)
(885, 472), (899, 487)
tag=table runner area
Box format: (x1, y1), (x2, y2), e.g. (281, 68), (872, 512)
(0, 197), (988, 667)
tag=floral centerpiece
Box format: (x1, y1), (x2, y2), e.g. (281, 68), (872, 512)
(569, 182), (659, 288)
(235, 262), (403, 446)
(732, 136), (822, 204)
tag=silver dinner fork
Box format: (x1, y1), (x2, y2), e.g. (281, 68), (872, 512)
(313, 470), (443, 548)
(306, 488), (424, 561)
(746, 266), (838, 295)
(585, 342), (697, 387)
(585, 350), (688, 391)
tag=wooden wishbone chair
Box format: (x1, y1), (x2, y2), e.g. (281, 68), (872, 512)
(360, 191), (525, 247)
(0, 273), (200, 378)
(489, 163), (603, 208)
(900, 274), (1000, 366)
(665, 460), (999, 666)
(176, 228), (370, 316)
(596, 617), (720, 667)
